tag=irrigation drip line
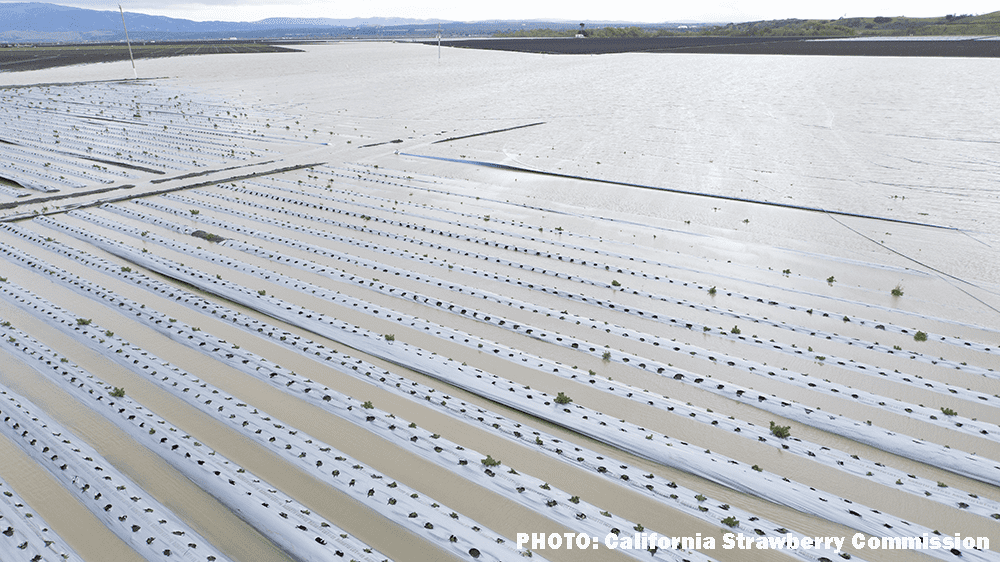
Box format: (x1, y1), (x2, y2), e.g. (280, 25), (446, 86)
(399, 152), (963, 231)
(149, 160), (277, 184)
(430, 122), (546, 144)
(0, 162), (322, 219)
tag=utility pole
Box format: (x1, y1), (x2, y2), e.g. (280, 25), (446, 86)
(119, 5), (137, 79)
(437, 24), (442, 59)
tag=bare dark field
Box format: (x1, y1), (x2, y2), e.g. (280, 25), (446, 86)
(429, 36), (1000, 57)
(0, 41), (300, 73)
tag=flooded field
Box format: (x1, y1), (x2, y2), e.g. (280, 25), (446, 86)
(1, 43), (998, 562)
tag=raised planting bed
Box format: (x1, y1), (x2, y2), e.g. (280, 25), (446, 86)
(78, 206), (1000, 482)
(0, 284), (539, 562)
(0, 319), (389, 562)
(150, 187), (1000, 374)
(12, 219), (998, 525)
(0, 228), (875, 562)
(0, 384), (232, 562)
(24, 220), (997, 561)
(0, 475), (83, 562)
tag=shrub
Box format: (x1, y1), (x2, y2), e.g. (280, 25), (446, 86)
(769, 421), (791, 439)
(109, 387), (125, 398)
(481, 455), (501, 467)
(913, 331), (928, 342)
(553, 392), (573, 405)
(721, 516), (739, 528)
(891, 284), (904, 297)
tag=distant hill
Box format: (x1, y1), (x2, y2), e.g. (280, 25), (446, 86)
(7, 3), (994, 45)
(700, 11), (1000, 36)
(0, 2), (457, 42)
(504, 11), (1000, 39)
(0, 2), (696, 43)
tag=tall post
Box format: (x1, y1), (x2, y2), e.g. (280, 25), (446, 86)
(437, 24), (441, 60)
(119, 5), (137, 79)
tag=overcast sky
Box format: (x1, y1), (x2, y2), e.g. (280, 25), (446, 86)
(15, 1), (1000, 23)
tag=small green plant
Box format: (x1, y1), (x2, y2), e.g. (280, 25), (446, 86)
(940, 407), (958, 417)
(891, 284), (904, 297)
(826, 276), (836, 284)
(602, 351), (611, 361)
(707, 286), (716, 295)
(730, 325), (741, 335)
(611, 280), (621, 287)
(257, 289), (266, 296)
(721, 516), (740, 528)
(76, 318), (92, 326)
(104, 330), (114, 337)
(913, 331), (928, 342)
(481, 455), (501, 467)
(189, 209), (200, 215)
(782, 269), (791, 275)
(384, 334), (395, 342)
(769, 421), (791, 439)
(568, 496), (580, 504)
(751, 464), (763, 472)
(361, 401), (374, 409)
(109, 387), (125, 398)
(553, 392), (573, 405)
(694, 494), (706, 502)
